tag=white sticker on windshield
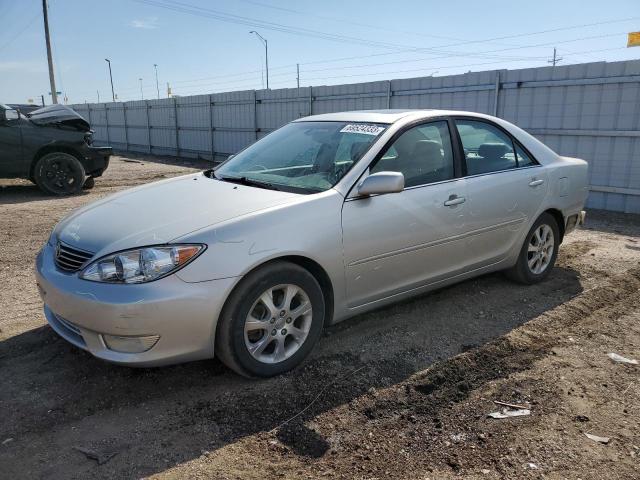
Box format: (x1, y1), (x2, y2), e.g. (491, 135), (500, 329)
(340, 124), (385, 136)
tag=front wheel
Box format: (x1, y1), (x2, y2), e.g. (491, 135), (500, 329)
(33, 152), (85, 196)
(215, 261), (325, 377)
(82, 176), (95, 190)
(506, 212), (560, 284)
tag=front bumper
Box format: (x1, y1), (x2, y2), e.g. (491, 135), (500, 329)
(81, 145), (112, 177)
(35, 242), (238, 367)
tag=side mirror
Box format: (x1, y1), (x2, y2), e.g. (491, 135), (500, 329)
(357, 171), (405, 196)
(3, 109), (19, 122)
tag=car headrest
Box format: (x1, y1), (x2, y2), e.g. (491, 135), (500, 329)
(478, 142), (508, 160)
(411, 140), (442, 160)
(314, 143), (337, 172)
(350, 142), (369, 161)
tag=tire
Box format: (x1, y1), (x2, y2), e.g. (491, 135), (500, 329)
(34, 152), (85, 196)
(215, 261), (325, 378)
(82, 176), (95, 190)
(506, 212), (560, 284)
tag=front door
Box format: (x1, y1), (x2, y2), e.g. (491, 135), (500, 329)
(341, 120), (468, 307)
(0, 107), (24, 176)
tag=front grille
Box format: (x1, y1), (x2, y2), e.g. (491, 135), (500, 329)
(55, 242), (94, 272)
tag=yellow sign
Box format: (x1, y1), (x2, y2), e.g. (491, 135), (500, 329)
(628, 32), (640, 47)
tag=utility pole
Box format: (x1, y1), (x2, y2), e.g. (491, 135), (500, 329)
(42, 0), (58, 104)
(166, 82), (171, 98)
(139, 78), (144, 100)
(250, 31), (269, 89)
(40, 95), (45, 107)
(105, 58), (115, 102)
(97, 90), (100, 103)
(153, 64), (160, 99)
(548, 47), (562, 67)
(296, 63), (300, 89)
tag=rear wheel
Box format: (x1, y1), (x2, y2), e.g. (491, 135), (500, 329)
(215, 261), (325, 377)
(506, 212), (560, 284)
(34, 152), (85, 196)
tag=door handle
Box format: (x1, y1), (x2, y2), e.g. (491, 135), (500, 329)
(528, 179), (544, 187)
(444, 195), (466, 207)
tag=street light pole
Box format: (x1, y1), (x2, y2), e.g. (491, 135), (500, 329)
(139, 78), (144, 100)
(249, 30), (269, 89)
(105, 58), (115, 102)
(153, 64), (160, 99)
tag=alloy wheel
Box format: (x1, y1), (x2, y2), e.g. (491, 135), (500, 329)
(527, 224), (554, 274)
(244, 284), (313, 364)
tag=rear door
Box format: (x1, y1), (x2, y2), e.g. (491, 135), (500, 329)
(341, 119), (468, 307)
(0, 107), (24, 176)
(454, 118), (548, 267)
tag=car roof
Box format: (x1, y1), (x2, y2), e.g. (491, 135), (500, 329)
(292, 109), (493, 124)
(295, 109), (560, 169)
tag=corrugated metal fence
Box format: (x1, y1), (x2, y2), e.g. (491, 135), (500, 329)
(72, 59), (640, 213)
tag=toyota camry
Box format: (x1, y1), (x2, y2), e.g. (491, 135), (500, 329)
(36, 109), (588, 377)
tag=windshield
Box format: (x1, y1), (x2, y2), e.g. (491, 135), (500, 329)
(214, 121), (387, 193)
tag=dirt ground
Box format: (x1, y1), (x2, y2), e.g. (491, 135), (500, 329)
(1, 156), (639, 479)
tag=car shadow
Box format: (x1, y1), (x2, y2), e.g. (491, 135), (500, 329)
(0, 183), (92, 205)
(580, 209), (640, 237)
(111, 152), (216, 170)
(0, 265), (583, 478)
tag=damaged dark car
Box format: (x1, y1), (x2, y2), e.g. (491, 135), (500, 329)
(0, 103), (111, 195)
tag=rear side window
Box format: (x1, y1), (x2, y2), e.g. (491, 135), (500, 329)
(371, 120), (455, 188)
(456, 120), (516, 175)
(515, 143), (535, 167)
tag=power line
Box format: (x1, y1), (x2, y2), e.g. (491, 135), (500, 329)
(238, 0), (639, 51)
(235, 0), (508, 46)
(0, 13), (40, 54)
(126, 1), (639, 81)
(77, 43), (631, 103)
(76, 30), (630, 100)
(140, 31), (628, 93)
(72, 1), (638, 100)
(134, 0), (584, 62)
(169, 45), (631, 97)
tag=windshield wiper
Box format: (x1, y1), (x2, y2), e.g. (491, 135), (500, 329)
(216, 175), (281, 191)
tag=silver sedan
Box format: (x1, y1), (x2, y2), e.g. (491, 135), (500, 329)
(36, 110), (588, 377)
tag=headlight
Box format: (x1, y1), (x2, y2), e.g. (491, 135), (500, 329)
(80, 244), (205, 284)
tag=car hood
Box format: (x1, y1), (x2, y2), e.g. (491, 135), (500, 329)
(27, 104), (90, 131)
(54, 173), (301, 256)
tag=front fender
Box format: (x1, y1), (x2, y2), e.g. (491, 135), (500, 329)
(174, 190), (345, 284)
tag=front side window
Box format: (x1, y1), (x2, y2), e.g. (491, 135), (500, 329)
(370, 120), (455, 188)
(215, 121), (386, 193)
(456, 120), (517, 175)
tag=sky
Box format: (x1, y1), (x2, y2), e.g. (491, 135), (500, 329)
(0, 0), (638, 105)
